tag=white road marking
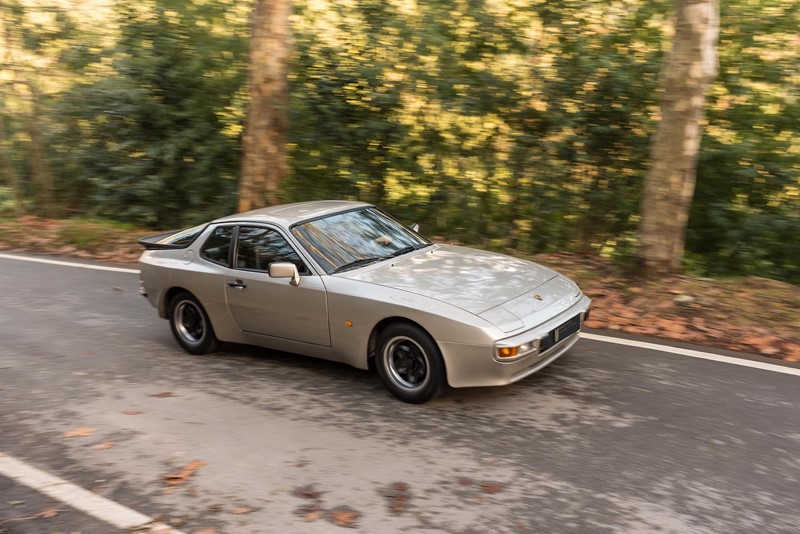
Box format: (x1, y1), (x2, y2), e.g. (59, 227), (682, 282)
(0, 451), (183, 533)
(1, 252), (796, 377)
(582, 332), (800, 377)
(0, 252), (140, 274)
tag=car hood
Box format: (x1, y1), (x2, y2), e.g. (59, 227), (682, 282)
(346, 244), (579, 331)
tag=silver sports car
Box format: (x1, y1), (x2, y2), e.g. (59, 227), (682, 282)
(138, 200), (591, 403)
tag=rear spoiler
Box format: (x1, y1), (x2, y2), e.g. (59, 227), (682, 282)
(138, 230), (184, 250)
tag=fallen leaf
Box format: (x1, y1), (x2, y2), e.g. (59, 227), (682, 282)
(330, 508), (360, 528)
(389, 500), (407, 514)
(96, 442), (114, 450)
(231, 507), (253, 515)
(162, 460), (206, 486)
(39, 508), (59, 518)
(72, 371), (88, 376)
(150, 392), (177, 398)
(384, 481), (411, 515)
(123, 410), (144, 415)
(304, 510), (323, 522)
(480, 482), (504, 494)
(293, 485), (322, 500)
(64, 427), (95, 438)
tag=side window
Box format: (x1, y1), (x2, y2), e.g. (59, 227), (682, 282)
(200, 226), (233, 266)
(236, 226), (310, 274)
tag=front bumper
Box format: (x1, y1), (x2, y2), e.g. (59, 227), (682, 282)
(439, 295), (591, 388)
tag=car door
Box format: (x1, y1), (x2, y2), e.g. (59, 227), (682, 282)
(224, 225), (331, 347)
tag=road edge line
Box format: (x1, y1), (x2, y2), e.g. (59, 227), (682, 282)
(582, 332), (800, 377)
(0, 253), (139, 274)
(3, 252), (797, 378)
(0, 451), (183, 533)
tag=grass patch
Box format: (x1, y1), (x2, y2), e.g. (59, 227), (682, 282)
(59, 219), (138, 251)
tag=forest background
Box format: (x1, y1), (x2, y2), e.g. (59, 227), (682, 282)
(0, 0), (798, 285)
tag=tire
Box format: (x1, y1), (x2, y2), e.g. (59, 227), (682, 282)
(169, 291), (219, 355)
(376, 323), (445, 404)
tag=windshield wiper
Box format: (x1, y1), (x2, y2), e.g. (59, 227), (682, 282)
(333, 244), (431, 273)
(333, 257), (385, 274)
(387, 243), (431, 258)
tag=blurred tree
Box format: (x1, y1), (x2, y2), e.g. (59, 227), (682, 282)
(238, 0), (291, 211)
(638, 0), (719, 274)
(0, 6), (24, 213)
(0, 0), (795, 282)
(55, 0), (247, 227)
(0, 0), (66, 217)
(686, 0), (800, 282)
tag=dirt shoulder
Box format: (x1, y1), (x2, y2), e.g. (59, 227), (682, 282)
(535, 253), (800, 363)
(2, 216), (798, 363)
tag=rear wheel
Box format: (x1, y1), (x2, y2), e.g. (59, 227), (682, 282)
(169, 291), (219, 354)
(376, 323), (444, 404)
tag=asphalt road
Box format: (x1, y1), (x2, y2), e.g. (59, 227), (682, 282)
(1, 253), (798, 534)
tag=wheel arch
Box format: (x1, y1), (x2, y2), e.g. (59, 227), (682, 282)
(368, 316), (437, 363)
(160, 286), (194, 319)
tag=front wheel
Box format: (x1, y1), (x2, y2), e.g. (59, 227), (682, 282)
(169, 291), (219, 355)
(376, 323), (445, 404)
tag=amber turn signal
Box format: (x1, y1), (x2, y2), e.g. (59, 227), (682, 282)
(497, 346), (520, 358)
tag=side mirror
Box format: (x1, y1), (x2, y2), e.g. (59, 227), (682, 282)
(269, 262), (301, 286)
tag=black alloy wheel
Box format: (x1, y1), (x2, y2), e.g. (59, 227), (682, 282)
(169, 291), (219, 355)
(376, 322), (445, 404)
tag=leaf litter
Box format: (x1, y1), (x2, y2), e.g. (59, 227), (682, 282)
(64, 427), (95, 438)
(162, 460), (206, 486)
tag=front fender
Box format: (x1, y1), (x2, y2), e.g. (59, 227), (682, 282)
(324, 277), (499, 370)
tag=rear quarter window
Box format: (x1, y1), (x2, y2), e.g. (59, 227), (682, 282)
(200, 226), (234, 266)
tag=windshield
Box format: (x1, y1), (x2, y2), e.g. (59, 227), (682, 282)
(291, 207), (430, 274)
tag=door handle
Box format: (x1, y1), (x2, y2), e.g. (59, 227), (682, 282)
(227, 279), (247, 289)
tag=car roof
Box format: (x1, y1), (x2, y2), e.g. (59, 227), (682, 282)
(212, 200), (372, 228)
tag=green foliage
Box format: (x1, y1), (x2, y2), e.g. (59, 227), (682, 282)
(287, 0), (665, 254)
(1, 0), (797, 283)
(687, 0), (800, 283)
(0, 187), (18, 218)
(49, 0), (248, 228)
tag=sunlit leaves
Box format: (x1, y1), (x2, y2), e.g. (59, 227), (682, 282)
(0, 0), (796, 281)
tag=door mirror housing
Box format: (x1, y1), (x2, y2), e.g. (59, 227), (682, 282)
(269, 262), (301, 286)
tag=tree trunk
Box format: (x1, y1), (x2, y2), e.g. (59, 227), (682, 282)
(238, 0), (291, 212)
(22, 81), (56, 217)
(0, 4), (25, 214)
(637, 0), (719, 274)
(0, 115), (24, 214)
